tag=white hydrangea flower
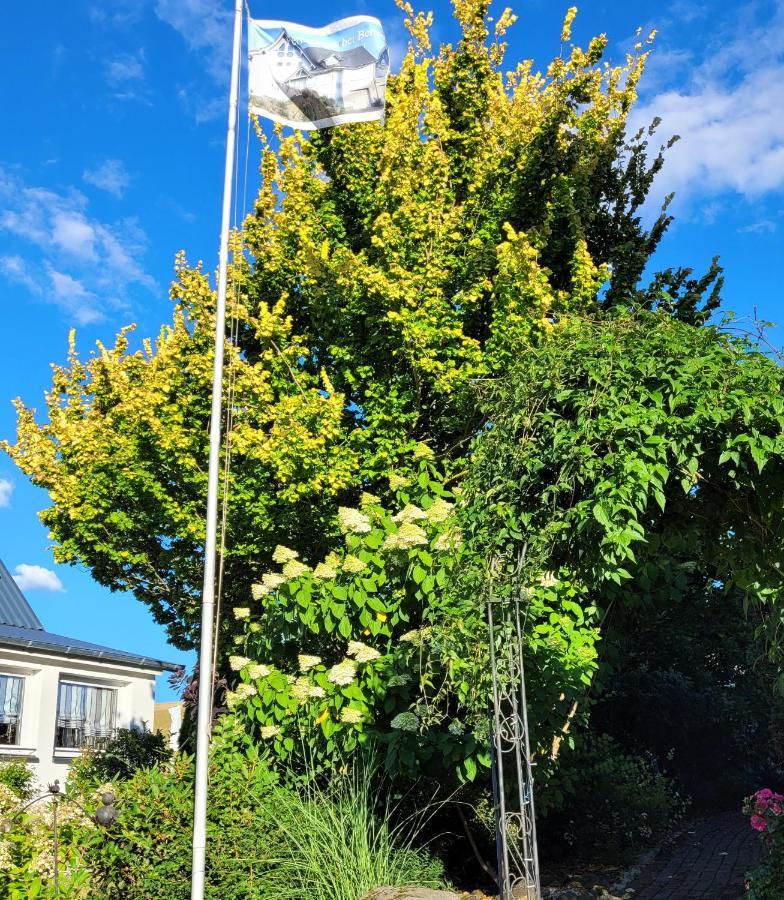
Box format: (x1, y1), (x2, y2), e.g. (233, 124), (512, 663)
(337, 506), (372, 534)
(399, 628), (430, 645)
(225, 690), (239, 709)
(393, 504), (427, 524)
(347, 641), (380, 663)
(313, 561), (338, 580)
(282, 559), (310, 579)
(248, 663), (271, 679)
(235, 683), (257, 700)
(424, 498), (454, 523)
(229, 655), (251, 671)
(340, 707), (363, 724)
(308, 685), (326, 698)
(342, 554), (367, 574)
(388, 471), (410, 490)
(290, 677), (313, 703)
(251, 583), (270, 601)
(360, 491), (380, 507)
(298, 654), (322, 672)
(260, 725), (280, 739)
(433, 528), (463, 551)
(327, 659), (357, 686)
(233, 607), (250, 619)
(272, 545), (299, 564)
(262, 572), (286, 590)
(384, 522), (428, 550)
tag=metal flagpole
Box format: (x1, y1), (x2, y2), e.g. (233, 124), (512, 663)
(190, 1), (244, 897)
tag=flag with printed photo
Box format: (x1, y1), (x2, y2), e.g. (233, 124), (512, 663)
(248, 15), (389, 130)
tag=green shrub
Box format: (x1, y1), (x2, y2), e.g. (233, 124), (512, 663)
(80, 747), (276, 899)
(79, 742), (446, 899)
(0, 761), (36, 801)
(72, 727), (171, 785)
(540, 734), (687, 862)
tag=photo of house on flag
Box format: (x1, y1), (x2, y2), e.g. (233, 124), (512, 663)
(248, 15), (389, 130)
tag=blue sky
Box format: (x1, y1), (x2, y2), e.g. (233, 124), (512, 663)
(1, 0), (782, 702)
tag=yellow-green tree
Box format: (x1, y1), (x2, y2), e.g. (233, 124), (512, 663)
(3, 0), (720, 650)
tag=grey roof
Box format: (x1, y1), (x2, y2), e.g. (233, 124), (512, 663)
(302, 45), (377, 70)
(0, 558), (177, 672)
(0, 559), (43, 630)
(0, 624), (178, 672)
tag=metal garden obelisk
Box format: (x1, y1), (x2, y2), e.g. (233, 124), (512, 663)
(190, 1), (244, 897)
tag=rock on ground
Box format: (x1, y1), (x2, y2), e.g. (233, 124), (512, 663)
(361, 889), (460, 900)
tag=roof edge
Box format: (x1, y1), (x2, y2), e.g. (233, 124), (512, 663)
(0, 631), (179, 673)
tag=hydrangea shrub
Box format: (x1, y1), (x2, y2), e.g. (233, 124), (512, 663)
(224, 455), (601, 783)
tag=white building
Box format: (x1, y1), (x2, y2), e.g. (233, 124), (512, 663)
(250, 29), (388, 115)
(0, 558), (176, 789)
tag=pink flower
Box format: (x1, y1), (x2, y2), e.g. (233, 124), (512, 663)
(772, 803), (782, 816)
(757, 789), (774, 801)
(750, 815), (768, 833)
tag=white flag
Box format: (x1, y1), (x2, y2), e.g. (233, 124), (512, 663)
(248, 15), (389, 130)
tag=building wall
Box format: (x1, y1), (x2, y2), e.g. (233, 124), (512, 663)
(153, 701), (184, 752)
(0, 646), (160, 790)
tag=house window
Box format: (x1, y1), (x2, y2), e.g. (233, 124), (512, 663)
(55, 682), (117, 750)
(276, 41), (295, 59)
(0, 674), (23, 745)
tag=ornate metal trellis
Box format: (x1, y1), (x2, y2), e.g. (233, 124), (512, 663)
(487, 555), (541, 900)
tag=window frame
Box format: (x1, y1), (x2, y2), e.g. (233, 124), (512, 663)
(54, 679), (118, 752)
(0, 672), (24, 747)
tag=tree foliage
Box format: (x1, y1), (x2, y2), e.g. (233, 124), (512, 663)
(2, 0), (721, 649)
(464, 311), (784, 662)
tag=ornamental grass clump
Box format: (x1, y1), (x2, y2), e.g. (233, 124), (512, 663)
(261, 763), (447, 900)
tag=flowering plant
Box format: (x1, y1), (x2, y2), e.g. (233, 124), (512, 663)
(744, 788), (784, 834)
(224, 455), (602, 785)
(745, 788), (784, 900)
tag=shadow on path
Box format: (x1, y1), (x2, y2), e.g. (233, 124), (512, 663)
(628, 811), (760, 900)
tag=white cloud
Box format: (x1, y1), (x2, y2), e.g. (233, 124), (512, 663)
(0, 167), (156, 323)
(105, 51), (146, 86)
(52, 212), (98, 260)
(13, 564), (65, 593)
(154, 0), (231, 82)
(0, 255), (40, 295)
(89, 0), (144, 26)
(738, 219), (777, 235)
(629, 1), (784, 206)
(83, 159), (131, 198)
(48, 269), (104, 325)
(0, 479), (13, 509)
